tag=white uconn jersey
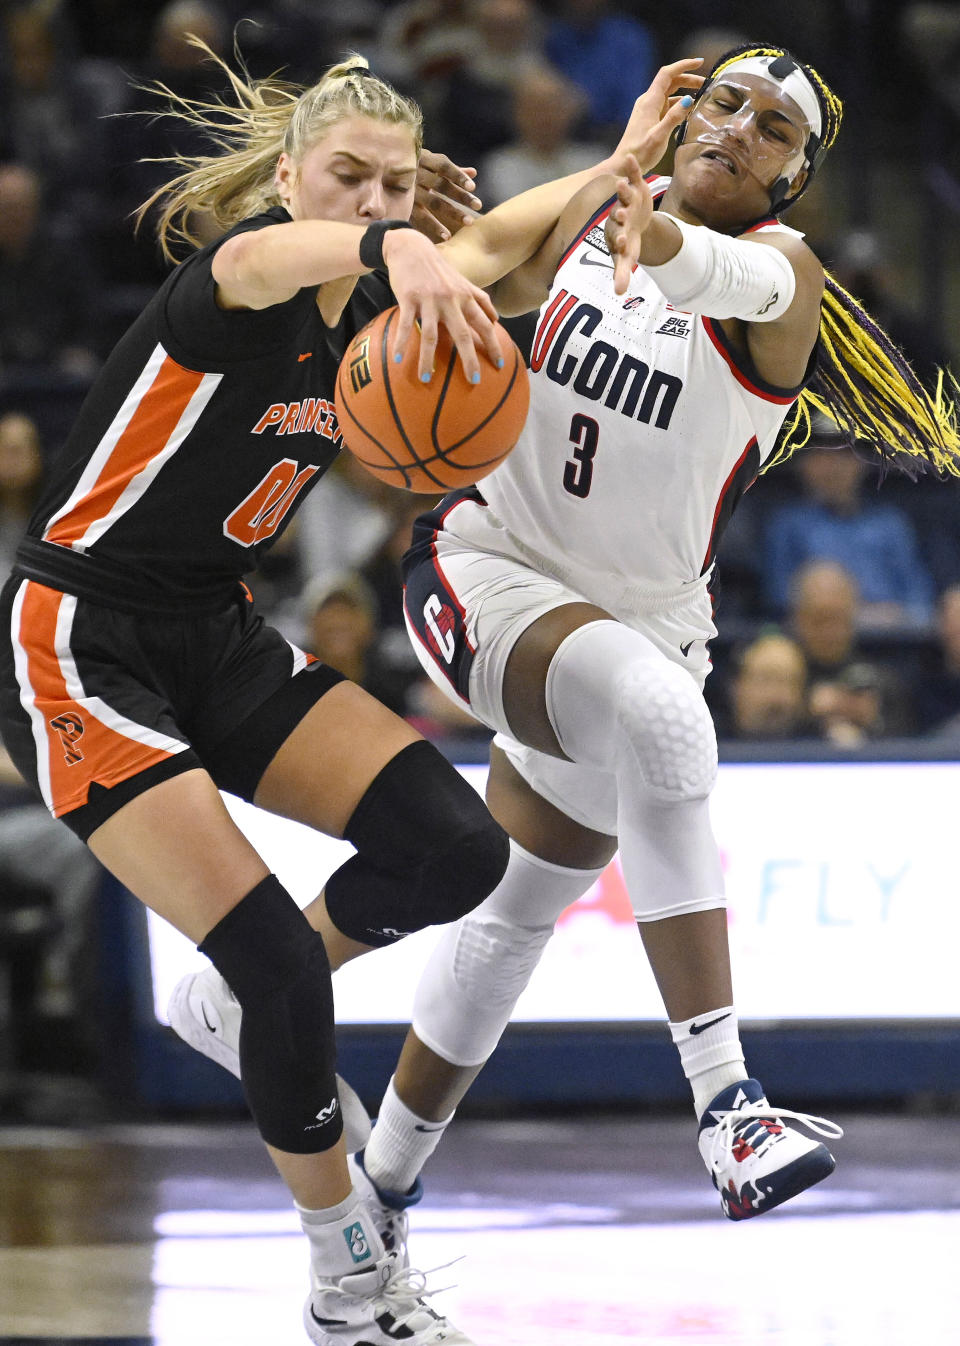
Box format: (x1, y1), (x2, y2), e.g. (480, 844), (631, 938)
(481, 178), (808, 615)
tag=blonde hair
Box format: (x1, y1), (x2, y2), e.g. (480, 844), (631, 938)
(134, 39), (423, 262)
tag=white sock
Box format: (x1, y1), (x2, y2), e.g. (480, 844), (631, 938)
(364, 1075), (454, 1194)
(297, 1190), (385, 1278)
(668, 1005), (747, 1118)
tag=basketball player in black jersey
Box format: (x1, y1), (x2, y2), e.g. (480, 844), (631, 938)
(0, 41), (700, 1346)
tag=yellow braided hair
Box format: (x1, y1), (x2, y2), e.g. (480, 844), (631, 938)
(706, 44), (960, 478)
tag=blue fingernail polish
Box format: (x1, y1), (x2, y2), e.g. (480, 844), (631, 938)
(394, 352), (403, 362)
(421, 372), (432, 383)
(496, 357), (505, 369)
(681, 95), (693, 107)
(471, 371), (481, 384)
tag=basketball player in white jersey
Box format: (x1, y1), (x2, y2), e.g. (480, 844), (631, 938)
(173, 43), (959, 1265)
(356, 42), (957, 1239)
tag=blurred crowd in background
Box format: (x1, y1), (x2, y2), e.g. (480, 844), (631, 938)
(1, 0), (960, 1100)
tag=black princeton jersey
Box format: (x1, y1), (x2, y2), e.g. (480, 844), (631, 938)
(22, 207), (394, 609)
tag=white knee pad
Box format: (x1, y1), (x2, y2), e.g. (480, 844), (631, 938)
(412, 840), (605, 1066)
(545, 621), (717, 802)
(617, 788), (725, 921)
(616, 656), (717, 802)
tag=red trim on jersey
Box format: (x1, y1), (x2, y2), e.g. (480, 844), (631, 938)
(701, 437), (758, 575)
(555, 180), (668, 282)
(700, 317), (802, 404)
(530, 289), (579, 372)
(743, 216), (779, 233)
(45, 356), (206, 547)
(430, 549), (476, 657)
(17, 582), (178, 817)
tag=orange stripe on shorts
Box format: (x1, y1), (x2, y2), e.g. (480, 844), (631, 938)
(18, 582), (180, 818)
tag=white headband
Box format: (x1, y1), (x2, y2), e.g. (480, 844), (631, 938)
(711, 55), (823, 141)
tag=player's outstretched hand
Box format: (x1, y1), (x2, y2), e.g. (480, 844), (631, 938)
(381, 228), (501, 383)
(412, 149), (483, 243)
(612, 58), (703, 176)
(605, 154), (654, 296)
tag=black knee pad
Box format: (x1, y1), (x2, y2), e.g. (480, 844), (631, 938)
(198, 875), (342, 1154)
(324, 740), (509, 947)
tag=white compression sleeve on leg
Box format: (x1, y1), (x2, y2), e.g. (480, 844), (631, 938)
(545, 621), (724, 920)
(644, 213), (796, 322)
(412, 839), (606, 1067)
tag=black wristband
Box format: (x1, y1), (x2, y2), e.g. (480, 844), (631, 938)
(359, 219), (415, 271)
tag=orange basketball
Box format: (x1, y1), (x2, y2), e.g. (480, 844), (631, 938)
(335, 306), (529, 493)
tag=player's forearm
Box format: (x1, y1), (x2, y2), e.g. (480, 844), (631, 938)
(212, 220), (377, 308)
(636, 213), (683, 265)
(441, 161), (617, 288)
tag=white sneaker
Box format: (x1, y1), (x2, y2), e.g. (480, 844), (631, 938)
(698, 1077), (843, 1220)
(167, 964), (372, 1152)
(348, 1150), (423, 1269)
(304, 1252), (473, 1345)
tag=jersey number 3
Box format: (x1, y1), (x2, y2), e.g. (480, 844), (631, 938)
(563, 414), (599, 499)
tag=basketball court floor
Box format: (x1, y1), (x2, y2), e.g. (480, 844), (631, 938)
(1, 1106), (958, 1345)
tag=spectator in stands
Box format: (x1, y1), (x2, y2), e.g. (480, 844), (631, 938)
(301, 571), (412, 717)
(106, 0), (232, 287)
(480, 64), (608, 208)
(544, 0), (658, 138)
(0, 411), (104, 1084)
(830, 229), (953, 387)
(912, 585), (960, 735)
(763, 443), (936, 629)
(785, 559), (863, 680)
(0, 0), (117, 230)
(295, 452), (398, 587)
(808, 660), (913, 745)
(435, 0), (547, 166)
(0, 411), (42, 582)
(0, 162), (102, 379)
(713, 630), (818, 742)
(785, 561), (917, 741)
(360, 493), (439, 703)
(901, 3), (960, 119)
(372, 0), (477, 136)
(0, 740), (105, 1081)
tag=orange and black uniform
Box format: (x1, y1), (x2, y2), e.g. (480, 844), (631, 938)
(0, 207), (393, 838)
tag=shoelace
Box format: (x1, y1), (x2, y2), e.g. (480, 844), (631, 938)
(368, 1256), (463, 1340)
(382, 1206), (410, 1255)
(707, 1101), (844, 1169)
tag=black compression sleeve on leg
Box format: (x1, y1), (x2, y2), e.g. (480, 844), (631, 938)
(198, 875), (342, 1153)
(324, 740), (509, 946)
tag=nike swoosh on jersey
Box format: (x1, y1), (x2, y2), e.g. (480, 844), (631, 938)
(579, 253), (614, 270)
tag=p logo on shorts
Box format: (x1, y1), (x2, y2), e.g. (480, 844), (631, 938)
(50, 712), (85, 765)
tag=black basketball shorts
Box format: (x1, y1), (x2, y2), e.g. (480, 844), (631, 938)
(0, 576), (344, 841)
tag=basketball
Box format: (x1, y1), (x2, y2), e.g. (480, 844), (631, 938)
(334, 306), (529, 493)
